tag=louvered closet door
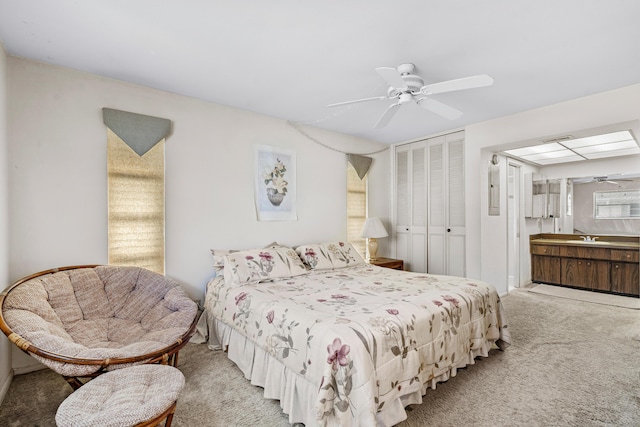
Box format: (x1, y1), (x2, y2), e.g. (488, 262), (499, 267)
(427, 132), (466, 277)
(427, 137), (446, 274)
(446, 135), (466, 277)
(395, 143), (427, 272)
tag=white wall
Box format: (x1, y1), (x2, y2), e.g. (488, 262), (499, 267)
(466, 83), (640, 295)
(7, 58), (390, 371)
(0, 42), (12, 402)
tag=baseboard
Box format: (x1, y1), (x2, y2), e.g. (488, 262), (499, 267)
(12, 363), (47, 375)
(0, 363), (47, 405)
(0, 371), (14, 405)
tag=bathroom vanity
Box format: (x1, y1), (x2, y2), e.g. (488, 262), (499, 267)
(530, 233), (640, 297)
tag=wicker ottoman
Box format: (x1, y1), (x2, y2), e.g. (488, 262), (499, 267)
(55, 364), (185, 427)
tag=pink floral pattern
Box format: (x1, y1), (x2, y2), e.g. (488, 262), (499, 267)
(295, 242), (365, 270)
(207, 263), (511, 426)
(223, 246), (308, 286)
(327, 338), (351, 369)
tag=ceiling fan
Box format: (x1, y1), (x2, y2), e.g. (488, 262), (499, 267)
(328, 63), (494, 129)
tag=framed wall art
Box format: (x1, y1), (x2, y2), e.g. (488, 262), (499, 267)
(254, 144), (297, 221)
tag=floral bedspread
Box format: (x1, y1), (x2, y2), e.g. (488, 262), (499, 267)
(206, 264), (511, 426)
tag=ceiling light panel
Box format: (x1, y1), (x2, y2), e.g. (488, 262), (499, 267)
(532, 155), (585, 165)
(503, 142), (566, 157)
(521, 149), (579, 161)
(583, 147), (640, 160)
(573, 139), (639, 155)
(563, 130), (636, 148)
(502, 129), (639, 166)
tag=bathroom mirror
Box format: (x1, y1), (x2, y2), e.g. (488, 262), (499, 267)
(569, 173), (640, 235)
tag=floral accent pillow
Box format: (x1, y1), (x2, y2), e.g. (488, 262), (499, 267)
(296, 242), (365, 270)
(211, 243), (283, 275)
(295, 244), (334, 270)
(324, 241), (365, 268)
(211, 249), (239, 275)
(223, 246), (308, 286)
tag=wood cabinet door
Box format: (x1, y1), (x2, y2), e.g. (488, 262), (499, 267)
(561, 259), (610, 290)
(532, 255), (561, 284)
(611, 262), (640, 296)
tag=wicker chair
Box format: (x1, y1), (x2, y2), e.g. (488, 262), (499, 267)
(0, 265), (199, 390)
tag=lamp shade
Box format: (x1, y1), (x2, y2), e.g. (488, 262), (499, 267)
(361, 217), (388, 239)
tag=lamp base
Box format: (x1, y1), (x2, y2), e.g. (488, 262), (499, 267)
(367, 238), (379, 261)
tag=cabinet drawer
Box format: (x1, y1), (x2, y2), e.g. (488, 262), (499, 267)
(559, 245), (610, 260)
(610, 249), (639, 263)
(369, 258), (404, 270)
(531, 245), (559, 256)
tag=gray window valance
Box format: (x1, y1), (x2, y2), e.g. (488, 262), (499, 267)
(347, 154), (373, 180)
(102, 108), (172, 156)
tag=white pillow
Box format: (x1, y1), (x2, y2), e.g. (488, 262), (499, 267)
(223, 246), (308, 286)
(296, 241), (365, 270)
(323, 241), (365, 268)
(295, 244), (334, 270)
(211, 249), (238, 275)
(211, 242), (284, 275)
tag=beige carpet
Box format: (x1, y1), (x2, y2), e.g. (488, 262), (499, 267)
(529, 283), (640, 309)
(1, 288), (639, 426)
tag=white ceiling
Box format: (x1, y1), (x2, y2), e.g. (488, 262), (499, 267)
(1, 1), (640, 145)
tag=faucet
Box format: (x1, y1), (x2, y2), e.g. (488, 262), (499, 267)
(581, 236), (598, 242)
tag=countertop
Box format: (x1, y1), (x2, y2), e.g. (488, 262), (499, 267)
(530, 234), (640, 250)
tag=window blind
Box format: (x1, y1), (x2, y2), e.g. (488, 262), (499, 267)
(107, 129), (165, 273)
(347, 163), (367, 257)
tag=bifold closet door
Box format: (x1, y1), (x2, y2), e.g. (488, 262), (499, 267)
(395, 144), (427, 272)
(427, 133), (466, 277)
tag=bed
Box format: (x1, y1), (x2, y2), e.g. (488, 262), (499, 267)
(195, 242), (511, 426)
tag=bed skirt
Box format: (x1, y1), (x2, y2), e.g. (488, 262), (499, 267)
(193, 308), (504, 427)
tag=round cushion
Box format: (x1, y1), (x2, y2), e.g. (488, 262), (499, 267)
(55, 364), (185, 427)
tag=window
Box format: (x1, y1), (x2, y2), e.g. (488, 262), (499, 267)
(103, 108), (170, 274)
(593, 189), (640, 219)
(347, 163), (367, 257)
(107, 129), (165, 274)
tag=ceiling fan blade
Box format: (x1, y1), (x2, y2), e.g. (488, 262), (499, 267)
(421, 74), (494, 95)
(374, 102), (402, 129)
(417, 97), (463, 120)
(328, 96), (387, 108)
(376, 67), (408, 90)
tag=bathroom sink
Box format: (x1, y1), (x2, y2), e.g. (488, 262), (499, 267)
(574, 240), (611, 245)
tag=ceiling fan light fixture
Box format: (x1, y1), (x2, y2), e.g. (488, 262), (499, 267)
(398, 92), (414, 104)
(402, 74), (424, 92)
(328, 63), (493, 128)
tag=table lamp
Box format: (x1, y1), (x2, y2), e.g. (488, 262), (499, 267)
(361, 217), (388, 261)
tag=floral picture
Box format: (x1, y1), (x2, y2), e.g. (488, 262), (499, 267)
(254, 145), (297, 221)
(264, 158), (288, 206)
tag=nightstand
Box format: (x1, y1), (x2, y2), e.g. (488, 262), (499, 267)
(368, 257), (404, 270)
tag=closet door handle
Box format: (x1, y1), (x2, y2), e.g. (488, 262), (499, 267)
(447, 228), (451, 232)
